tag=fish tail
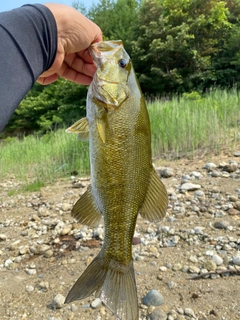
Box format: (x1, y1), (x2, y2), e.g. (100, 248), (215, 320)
(65, 253), (139, 320)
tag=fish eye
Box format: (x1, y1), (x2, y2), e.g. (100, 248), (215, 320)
(118, 59), (127, 68)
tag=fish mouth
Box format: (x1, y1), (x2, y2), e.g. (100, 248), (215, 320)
(89, 40), (123, 62)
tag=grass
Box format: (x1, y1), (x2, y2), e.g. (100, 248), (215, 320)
(0, 130), (90, 184)
(148, 88), (240, 159)
(0, 88), (240, 184)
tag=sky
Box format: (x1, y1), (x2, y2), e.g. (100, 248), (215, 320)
(0, 0), (98, 12)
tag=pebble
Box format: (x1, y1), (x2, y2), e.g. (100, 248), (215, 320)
(149, 308), (168, 320)
(204, 163), (217, 171)
(91, 298), (102, 309)
(142, 290), (164, 306)
(212, 255), (223, 266)
(232, 255), (240, 266)
(50, 294), (65, 309)
(0, 234), (7, 241)
(213, 221), (230, 229)
(180, 183), (201, 191)
(233, 151), (240, 157)
(25, 285), (34, 292)
(184, 308), (196, 318)
(203, 260), (217, 271)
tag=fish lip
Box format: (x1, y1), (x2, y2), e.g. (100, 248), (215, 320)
(89, 40), (123, 62)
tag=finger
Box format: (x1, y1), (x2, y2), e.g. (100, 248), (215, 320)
(37, 74), (59, 85)
(64, 53), (96, 77)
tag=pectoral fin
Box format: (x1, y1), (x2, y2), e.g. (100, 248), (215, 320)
(66, 117), (89, 141)
(97, 118), (106, 143)
(71, 186), (102, 227)
(140, 167), (168, 222)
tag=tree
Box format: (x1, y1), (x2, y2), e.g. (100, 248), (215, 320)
(131, 0), (231, 95)
(4, 80), (87, 135)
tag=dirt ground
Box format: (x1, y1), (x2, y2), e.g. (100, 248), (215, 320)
(0, 152), (240, 320)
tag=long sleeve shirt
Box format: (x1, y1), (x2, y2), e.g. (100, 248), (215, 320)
(0, 4), (57, 132)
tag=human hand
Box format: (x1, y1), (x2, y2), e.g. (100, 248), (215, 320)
(37, 3), (102, 85)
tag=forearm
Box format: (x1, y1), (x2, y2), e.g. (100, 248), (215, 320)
(0, 4), (57, 133)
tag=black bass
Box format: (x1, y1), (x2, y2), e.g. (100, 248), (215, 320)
(65, 40), (168, 320)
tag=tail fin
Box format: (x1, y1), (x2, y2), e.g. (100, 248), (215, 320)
(65, 254), (139, 320)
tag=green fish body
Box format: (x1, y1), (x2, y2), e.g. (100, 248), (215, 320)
(65, 40), (168, 320)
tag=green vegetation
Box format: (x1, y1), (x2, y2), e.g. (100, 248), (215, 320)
(1, 89), (239, 183)
(0, 130), (90, 182)
(2, 0), (240, 136)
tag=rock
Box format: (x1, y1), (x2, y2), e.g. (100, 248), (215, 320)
(213, 221), (230, 229)
(61, 203), (72, 212)
(60, 224), (72, 235)
(212, 255), (223, 266)
(223, 163), (238, 173)
(184, 308), (196, 318)
(195, 190), (205, 197)
(37, 281), (49, 291)
(25, 268), (37, 275)
(9, 240), (21, 251)
(143, 290), (164, 307)
(91, 298), (102, 309)
(25, 285), (34, 292)
(38, 207), (50, 217)
(233, 201), (240, 211)
(0, 234), (7, 241)
(50, 294), (65, 309)
(203, 260), (217, 271)
(204, 163), (217, 171)
(157, 167), (174, 178)
(211, 170), (221, 177)
(149, 308), (167, 320)
(232, 255), (240, 266)
(233, 151), (240, 157)
(44, 249), (54, 258)
(180, 183), (201, 192)
(229, 196), (238, 202)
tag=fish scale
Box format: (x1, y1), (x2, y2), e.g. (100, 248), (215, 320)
(65, 40), (168, 320)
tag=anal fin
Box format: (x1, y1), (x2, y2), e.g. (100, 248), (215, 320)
(71, 186), (102, 227)
(140, 167), (168, 222)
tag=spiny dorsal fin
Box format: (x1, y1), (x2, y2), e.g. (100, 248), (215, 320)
(140, 167), (168, 222)
(66, 117), (89, 141)
(71, 186), (102, 227)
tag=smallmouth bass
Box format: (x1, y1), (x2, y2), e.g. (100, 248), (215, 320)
(65, 40), (168, 320)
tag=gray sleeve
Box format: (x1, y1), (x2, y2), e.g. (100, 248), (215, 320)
(0, 4), (57, 133)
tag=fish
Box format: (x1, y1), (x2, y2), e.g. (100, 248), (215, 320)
(65, 40), (168, 320)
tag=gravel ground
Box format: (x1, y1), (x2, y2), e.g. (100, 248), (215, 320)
(0, 153), (240, 320)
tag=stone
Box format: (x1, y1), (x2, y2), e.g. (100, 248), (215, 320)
(0, 234), (7, 241)
(223, 163), (238, 173)
(233, 201), (240, 211)
(50, 294), (65, 309)
(232, 255), (240, 266)
(25, 285), (34, 292)
(203, 260), (217, 271)
(25, 268), (37, 275)
(142, 290), (164, 307)
(60, 224), (72, 235)
(180, 183), (201, 192)
(44, 249), (54, 258)
(61, 203), (72, 212)
(213, 221), (230, 229)
(211, 170), (221, 177)
(38, 207), (50, 217)
(212, 255), (223, 266)
(149, 309), (168, 320)
(233, 151), (240, 157)
(91, 298), (102, 309)
(204, 163), (217, 171)
(158, 167), (174, 178)
(184, 308), (195, 318)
